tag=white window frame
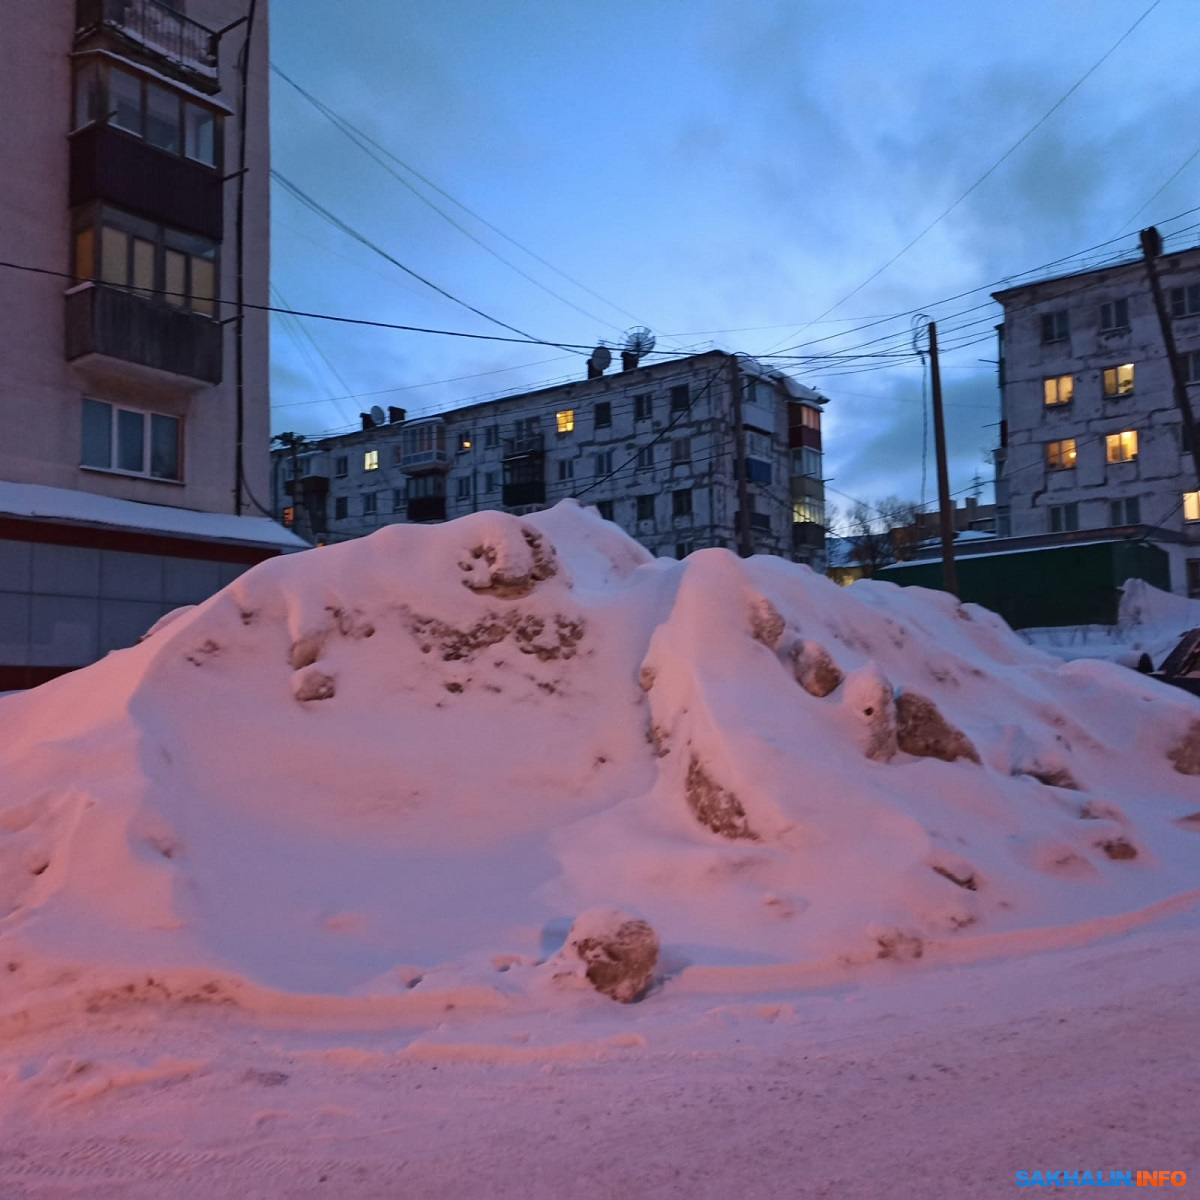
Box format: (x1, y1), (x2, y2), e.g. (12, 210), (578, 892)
(80, 397), (181, 481)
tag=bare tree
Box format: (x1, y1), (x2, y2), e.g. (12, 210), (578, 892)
(848, 496), (923, 575)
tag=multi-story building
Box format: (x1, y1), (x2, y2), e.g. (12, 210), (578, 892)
(993, 245), (1200, 596)
(0, 0), (300, 689)
(271, 351), (830, 567)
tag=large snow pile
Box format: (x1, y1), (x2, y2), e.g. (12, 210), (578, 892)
(1, 502), (1198, 1023)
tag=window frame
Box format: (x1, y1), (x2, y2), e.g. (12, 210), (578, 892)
(1101, 363), (1135, 399)
(72, 58), (222, 169)
(636, 494), (655, 522)
(1045, 439), (1078, 470)
(594, 401), (612, 429)
(669, 384), (690, 413)
(363, 449), (379, 471)
(596, 499), (614, 521)
(80, 397), (182, 481)
(1099, 298), (1129, 332)
(555, 409), (575, 435)
(1105, 430), (1138, 464)
(1048, 502), (1079, 533)
(1169, 284), (1200, 318)
(1040, 310), (1069, 344)
(1043, 374), (1074, 407)
(557, 457), (574, 482)
(594, 450), (613, 476)
(1183, 492), (1200, 523)
(672, 488), (693, 519)
(634, 393), (653, 421)
(636, 446), (654, 470)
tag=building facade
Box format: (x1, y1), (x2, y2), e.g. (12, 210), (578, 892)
(0, 1), (298, 688)
(272, 351), (830, 568)
(993, 246), (1200, 596)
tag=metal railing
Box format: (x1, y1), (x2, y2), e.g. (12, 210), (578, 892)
(76, 0), (219, 77)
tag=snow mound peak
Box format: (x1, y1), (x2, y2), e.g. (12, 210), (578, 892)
(1, 501), (1198, 1021)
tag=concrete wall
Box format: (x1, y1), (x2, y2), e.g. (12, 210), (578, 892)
(0, 0), (270, 518)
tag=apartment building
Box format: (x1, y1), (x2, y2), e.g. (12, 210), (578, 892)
(272, 351), (829, 568)
(992, 244), (1200, 596)
(0, 0), (301, 688)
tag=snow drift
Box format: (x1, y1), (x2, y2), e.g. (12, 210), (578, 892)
(1, 501), (1198, 1020)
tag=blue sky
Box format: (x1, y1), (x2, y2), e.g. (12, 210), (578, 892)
(268, 0), (1200, 523)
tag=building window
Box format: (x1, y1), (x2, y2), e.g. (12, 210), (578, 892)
(672, 438), (691, 464)
(1184, 351), (1200, 384)
(800, 405), (821, 430)
(281, 505), (295, 527)
(1110, 497), (1140, 525)
(1169, 284), (1200, 318)
(792, 497), (825, 525)
(596, 499), (614, 521)
(557, 458), (574, 482)
(392, 487), (405, 512)
(745, 430), (773, 458)
(1040, 310), (1068, 343)
(792, 446), (822, 477)
(1043, 374), (1074, 406)
(364, 449), (379, 471)
(484, 425), (498, 449)
(334, 496), (348, 520)
(634, 393), (653, 421)
(1184, 492), (1200, 523)
(594, 451), (613, 476)
(594, 401), (611, 429)
(80, 398), (180, 480)
(636, 494), (655, 521)
(1102, 364), (1135, 398)
(675, 542), (694, 559)
(1187, 559), (1200, 599)
(363, 492), (378, 516)
(1046, 439), (1077, 469)
(556, 409), (575, 434)
(636, 446), (654, 470)
(1105, 431), (1138, 463)
(392, 445), (403, 467)
(484, 472), (497, 492)
(1099, 299), (1129, 331)
(334, 456), (348, 478)
(1048, 503), (1079, 533)
(73, 60), (220, 168)
(670, 384), (690, 413)
(72, 205), (217, 315)
(457, 432), (473, 452)
(672, 489), (693, 518)
(456, 476), (472, 499)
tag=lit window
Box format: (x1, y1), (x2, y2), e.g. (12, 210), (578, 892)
(282, 506), (295, 527)
(1043, 375), (1074, 406)
(458, 432), (472, 452)
(80, 398), (180, 480)
(1102, 364), (1135, 398)
(556, 409), (575, 434)
(1106, 431), (1138, 464)
(1046, 439), (1077, 470)
(1184, 492), (1200, 523)
(364, 449), (379, 471)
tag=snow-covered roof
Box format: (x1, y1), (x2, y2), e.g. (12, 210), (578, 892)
(0, 480), (307, 551)
(734, 355), (828, 404)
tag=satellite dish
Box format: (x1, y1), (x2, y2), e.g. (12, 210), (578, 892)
(622, 326), (656, 357)
(370, 405), (386, 426)
(588, 345), (612, 372)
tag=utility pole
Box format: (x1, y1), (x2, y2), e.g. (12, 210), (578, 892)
(928, 321), (958, 597)
(729, 355), (753, 557)
(1140, 227), (1200, 488)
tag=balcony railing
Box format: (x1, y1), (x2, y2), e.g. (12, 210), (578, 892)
(66, 283), (223, 385)
(75, 0), (219, 81)
(399, 448), (450, 473)
(502, 433), (544, 459)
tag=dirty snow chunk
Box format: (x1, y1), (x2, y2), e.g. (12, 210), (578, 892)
(459, 527), (557, 598)
(1022, 764), (1080, 791)
(1168, 721), (1200, 775)
(895, 691), (980, 765)
(843, 665), (897, 762)
(567, 909), (659, 1003)
(685, 757), (757, 840)
(749, 598), (785, 649)
(789, 640), (843, 698)
(293, 668), (336, 703)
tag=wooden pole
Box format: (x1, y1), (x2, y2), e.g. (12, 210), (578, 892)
(1139, 227), (1200, 488)
(929, 321), (958, 596)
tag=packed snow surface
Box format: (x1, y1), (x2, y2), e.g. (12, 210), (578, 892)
(0, 501), (1198, 1026)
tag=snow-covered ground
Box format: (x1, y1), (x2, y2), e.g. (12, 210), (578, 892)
(1, 502), (1197, 1195)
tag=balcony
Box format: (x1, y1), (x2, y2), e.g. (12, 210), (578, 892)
(407, 496), (447, 523)
(75, 0), (219, 88)
(502, 433), (544, 459)
(792, 521), (825, 551)
(66, 283), (222, 385)
(399, 448), (450, 474)
(502, 480), (545, 508)
(70, 123), (223, 241)
(788, 424), (821, 451)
